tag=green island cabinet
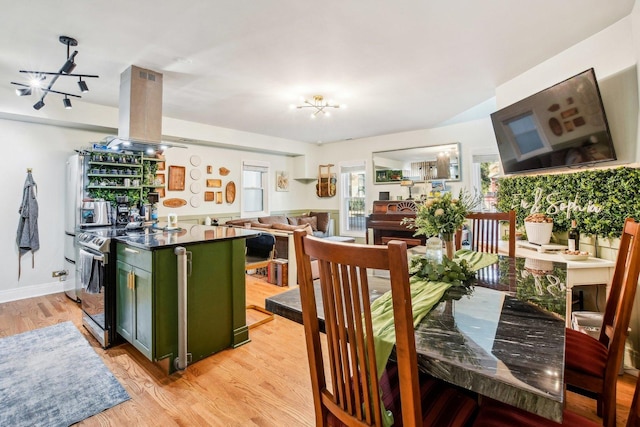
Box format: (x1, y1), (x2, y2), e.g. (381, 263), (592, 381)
(115, 235), (249, 374)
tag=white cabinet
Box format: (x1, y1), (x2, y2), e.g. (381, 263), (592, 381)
(293, 155), (317, 180)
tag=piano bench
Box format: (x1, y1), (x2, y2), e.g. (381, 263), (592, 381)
(381, 236), (422, 247)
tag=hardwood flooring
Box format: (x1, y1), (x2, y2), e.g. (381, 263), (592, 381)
(0, 275), (635, 426)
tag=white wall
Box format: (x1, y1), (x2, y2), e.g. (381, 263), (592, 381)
(315, 118), (498, 214)
(495, 16), (639, 166)
(0, 119), (110, 299)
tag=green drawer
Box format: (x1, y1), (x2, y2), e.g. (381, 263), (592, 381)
(116, 243), (152, 270)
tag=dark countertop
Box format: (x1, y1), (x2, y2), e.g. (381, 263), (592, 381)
(265, 255), (567, 422)
(115, 223), (261, 250)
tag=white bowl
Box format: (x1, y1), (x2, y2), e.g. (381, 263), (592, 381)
(525, 221), (553, 245)
(561, 253), (590, 261)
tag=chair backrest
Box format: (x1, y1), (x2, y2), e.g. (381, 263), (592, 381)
(245, 233), (276, 271)
(598, 218), (640, 386)
(455, 211), (516, 257)
(293, 229), (421, 427)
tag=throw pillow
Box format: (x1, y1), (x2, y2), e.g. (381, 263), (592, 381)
(297, 216), (318, 231)
(309, 211), (330, 233)
(258, 215), (288, 225)
(287, 217), (300, 225)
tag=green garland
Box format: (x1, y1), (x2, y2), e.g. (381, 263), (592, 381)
(497, 167), (640, 238)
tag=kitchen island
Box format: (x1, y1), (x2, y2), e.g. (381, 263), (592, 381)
(114, 223), (260, 374)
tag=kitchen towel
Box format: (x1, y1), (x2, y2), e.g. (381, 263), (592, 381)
(16, 170), (39, 278)
(78, 249), (102, 294)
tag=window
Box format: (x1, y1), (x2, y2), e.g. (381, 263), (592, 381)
(471, 154), (501, 212)
(339, 161), (366, 236)
(242, 161), (269, 217)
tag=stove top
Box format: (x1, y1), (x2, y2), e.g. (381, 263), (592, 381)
(77, 226), (161, 252)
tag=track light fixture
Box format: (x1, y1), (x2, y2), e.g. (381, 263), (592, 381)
(9, 35), (99, 110)
(16, 87), (31, 96)
(78, 78), (89, 93)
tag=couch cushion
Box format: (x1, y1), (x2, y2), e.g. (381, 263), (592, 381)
(298, 216), (318, 231)
(272, 222), (313, 235)
(258, 215), (288, 225)
(309, 211), (330, 233)
(248, 222), (272, 229)
(226, 218), (258, 226)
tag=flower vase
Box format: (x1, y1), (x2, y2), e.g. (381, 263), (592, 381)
(441, 233), (455, 259)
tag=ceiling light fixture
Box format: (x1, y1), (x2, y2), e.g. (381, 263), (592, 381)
(78, 77), (89, 93)
(10, 35), (99, 110)
(293, 95), (345, 118)
(16, 87), (31, 96)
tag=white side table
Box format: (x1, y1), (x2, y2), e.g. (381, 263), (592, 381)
(515, 246), (615, 327)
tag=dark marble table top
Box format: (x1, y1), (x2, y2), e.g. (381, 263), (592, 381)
(265, 255), (568, 422)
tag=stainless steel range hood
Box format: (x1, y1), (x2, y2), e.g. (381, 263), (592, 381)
(105, 65), (185, 153)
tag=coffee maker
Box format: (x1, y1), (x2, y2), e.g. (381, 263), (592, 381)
(115, 195), (130, 225)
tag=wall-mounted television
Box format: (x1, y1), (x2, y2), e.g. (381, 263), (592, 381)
(491, 68), (616, 174)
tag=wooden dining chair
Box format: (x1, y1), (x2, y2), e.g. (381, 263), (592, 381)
(455, 211), (516, 257)
(563, 218), (640, 427)
(474, 349), (640, 427)
(292, 229), (478, 427)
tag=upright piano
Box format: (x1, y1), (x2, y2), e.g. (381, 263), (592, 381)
(366, 200), (426, 247)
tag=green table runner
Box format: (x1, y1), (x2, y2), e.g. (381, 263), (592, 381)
(370, 250), (498, 426)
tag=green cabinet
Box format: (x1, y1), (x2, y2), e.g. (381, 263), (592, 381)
(115, 238), (249, 374)
(116, 257), (153, 359)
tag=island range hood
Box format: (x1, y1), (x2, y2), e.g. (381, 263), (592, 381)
(104, 65), (185, 153)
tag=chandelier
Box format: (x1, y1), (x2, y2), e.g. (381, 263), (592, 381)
(10, 35), (99, 110)
(293, 95), (345, 118)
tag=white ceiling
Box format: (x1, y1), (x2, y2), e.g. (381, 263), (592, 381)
(2, 1), (635, 144)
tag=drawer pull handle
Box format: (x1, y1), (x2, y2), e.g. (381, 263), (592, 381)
(124, 247), (139, 254)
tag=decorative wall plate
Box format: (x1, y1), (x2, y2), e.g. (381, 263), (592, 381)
(162, 198), (187, 208)
(190, 195), (201, 208)
(206, 179), (222, 187)
(190, 182), (202, 194)
(190, 169), (202, 180)
(190, 155), (201, 167)
(168, 166), (186, 191)
(219, 167), (230, 176)
(225, 181), (236, 203)
(204, 191), (215, 201)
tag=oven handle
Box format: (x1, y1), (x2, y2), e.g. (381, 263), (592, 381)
(79, 247), (106, 263)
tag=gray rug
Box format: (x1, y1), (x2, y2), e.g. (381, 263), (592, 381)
(0, 321), (130, 427)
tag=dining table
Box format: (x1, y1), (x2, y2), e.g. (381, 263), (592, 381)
(265, 250), (568, 422)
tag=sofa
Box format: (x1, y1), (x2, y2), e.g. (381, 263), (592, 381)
(226, 212), (334, 285)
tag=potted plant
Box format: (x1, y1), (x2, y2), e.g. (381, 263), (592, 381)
(403, 189), (481, 259)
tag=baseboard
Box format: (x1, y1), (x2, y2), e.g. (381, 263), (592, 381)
(0, 280), (65, 304)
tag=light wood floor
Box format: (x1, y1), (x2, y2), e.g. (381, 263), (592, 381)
(0, 275), (636, 426)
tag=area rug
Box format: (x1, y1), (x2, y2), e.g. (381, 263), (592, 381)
(0, 321), (130, 427)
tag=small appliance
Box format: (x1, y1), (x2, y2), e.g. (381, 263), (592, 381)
(80, 200), (111, 227)
(115, 195), (130, 225)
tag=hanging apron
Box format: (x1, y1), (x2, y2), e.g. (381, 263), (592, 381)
(16, 171), (39, 279)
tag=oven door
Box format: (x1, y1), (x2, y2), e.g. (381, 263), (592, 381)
(79, 247), (111, 347)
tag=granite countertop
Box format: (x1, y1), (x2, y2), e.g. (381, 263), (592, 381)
(115, 222), (261, 250)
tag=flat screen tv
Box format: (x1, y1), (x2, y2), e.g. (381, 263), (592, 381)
(491, 68), (616, 174)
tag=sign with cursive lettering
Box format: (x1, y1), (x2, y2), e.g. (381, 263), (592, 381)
(497, 167), (640, 237)
(510, 188), (603, 219)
